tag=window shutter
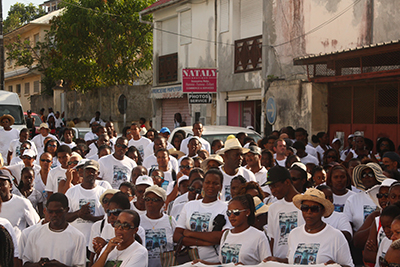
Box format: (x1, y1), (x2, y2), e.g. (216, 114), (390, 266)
(240, 0), (262, 39)
(161, 17), (178, 55)
(180, 10), (192, 45)
(220, 0), (229, 33)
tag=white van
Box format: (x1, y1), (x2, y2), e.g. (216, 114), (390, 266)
(0, 91), (26, 131)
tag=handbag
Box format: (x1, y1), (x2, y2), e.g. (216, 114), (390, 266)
(160, 235), (200, 267)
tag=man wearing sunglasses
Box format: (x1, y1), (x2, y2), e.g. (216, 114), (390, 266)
(98, 137), (137, 189)
(23, 193), (86, 267)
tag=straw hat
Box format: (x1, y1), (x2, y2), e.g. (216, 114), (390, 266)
(352, 162), (387, 191)
(253, 196), (270, 216)
(39, 123), (50, 130)
(293, 188), (334, 217)
(200, 154), (224, 171)
(0, 114), (15, 125)
(168, 148), (186, 159)
(216, 138), (250, 155)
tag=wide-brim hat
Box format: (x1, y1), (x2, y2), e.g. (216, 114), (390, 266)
(200, 154), (224, 170)
(0, 114), (15, 125)
(216, 138), (249, 155)
(253, 196), (270, 216)
(293, 188), (334, 217)
(352, 162), (387, 191)
(39, 123), (50, 130)
(168, 148), (186, 159)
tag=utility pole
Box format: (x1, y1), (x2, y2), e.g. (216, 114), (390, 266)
(0, 0), (4, 91)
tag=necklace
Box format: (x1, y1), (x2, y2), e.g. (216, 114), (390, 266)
(306, 221), (325, 233)
(147, 215), (162, 229)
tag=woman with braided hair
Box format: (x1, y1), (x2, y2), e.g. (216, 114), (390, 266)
(0, 224), (14, 267)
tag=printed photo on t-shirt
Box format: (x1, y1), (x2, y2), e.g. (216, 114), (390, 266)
(16, 145), (21, 156)
(137, 146), (145, 159)
(278, 211), (298, 246)
(190, 212), (211, 232)
(221, 244), (242, 264)
(293, 243), (320, 264)
(113, 165), (129, 188)
(363, 205), (375, 220)
(378, 230), (386, 246)
(77, 199), (95, 223)
(224, 185), (231, 201)
(161, 180), (169, 192)
(145, 229), (168, 258)
(105, 260), (122, 267)
(334, 204), (344, 213)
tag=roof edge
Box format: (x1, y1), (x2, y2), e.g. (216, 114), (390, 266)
(140, 0), (185, 16)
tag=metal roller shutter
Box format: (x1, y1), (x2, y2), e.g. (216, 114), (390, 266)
(161, 96), (190, 130)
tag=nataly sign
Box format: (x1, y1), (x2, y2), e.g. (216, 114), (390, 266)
(182, 68), (217, 93)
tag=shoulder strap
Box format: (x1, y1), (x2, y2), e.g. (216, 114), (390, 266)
(168, 215), (173, 229)
(221, 229), (230, 245)
(172, 169), (177, 182)
(100, 218), (105, 234)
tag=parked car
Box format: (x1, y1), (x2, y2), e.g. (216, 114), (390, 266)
(0, 91), (26, 131)
(168, 125), (262, 146)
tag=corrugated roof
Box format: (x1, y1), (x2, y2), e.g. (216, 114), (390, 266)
(294, 40), (400, 61)
(140, 0), (185, 15)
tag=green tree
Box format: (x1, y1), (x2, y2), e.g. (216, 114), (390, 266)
(4, 3), (47, 33)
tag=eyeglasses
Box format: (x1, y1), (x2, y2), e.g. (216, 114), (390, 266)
(180, 165), (192, 170)
(102, 197), (111, 204)
(40, 159), (52, 163)
(22, 156), (33, 160)
(115, 143), (128, 149)
(113, 220), (135, 230)
(151, 175), (164, 180)
(300, 204), (322, 213)
(144, 197), (163, 202)
(377, 193), (389, 199)
(379, 256), (400, 267)
(107, 209), (123, 217)
(226, 209), (248, 217)
(362, 172), (375, 178)
(47, 208), (65, 215)
(47, 144), (57, 148)
(68, 160), (79, 165)
(188, 187), (202, 194)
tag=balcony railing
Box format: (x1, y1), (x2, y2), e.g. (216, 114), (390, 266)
(158, 53), (178, 83)
(234, 35), (262, 73)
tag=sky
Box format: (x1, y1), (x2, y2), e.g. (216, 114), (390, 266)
(3, 0), (43, 19)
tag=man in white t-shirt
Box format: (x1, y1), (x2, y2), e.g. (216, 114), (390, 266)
(142, 136), (179, 172)
(273, 138), (287, 167)
(31, 123), (58, 155)
(0, 114), (20, 165)
(23, 193), (86, 267)
(216, 138), (256, 201)
(45, 145), (71, 198)
(265, 165), (304, 259)
(105, 121), (117, 148)
(179, 122), (211, 154)
(7, 128), (37, 165)
(293, 141), (319, 166)
(86, 133), (110, 159)
(65, 160), (106, 246)
(245, 145), (268, 188)
(90, 111), (106, 127)
(98, 137), (137, 189)
(128, 123), (151, 159)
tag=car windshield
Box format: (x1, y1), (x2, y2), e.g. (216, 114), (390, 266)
(195, 133), (261, 145)
(0, 105), (24, 125)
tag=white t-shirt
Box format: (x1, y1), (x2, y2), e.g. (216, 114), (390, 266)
(100, 240), (148, 267)
(143, 142), (174, 159)
(86, 143), (99, 159)
(45, 165), (68, 193)
(7, 163), (41, 184)
(300, 153), (319, 165)
(253, 166), (268, 187)
(60, 141), (77, 149)
(14, 187), (45, 211)
(23, 223), (86, 266)
(95, 179), (113, 190)
(176, 199), (231, 262)
(180, 136), (211, 155)
(322, 211), (353, 237)
(306, 144), (318, 159)
(84, 131), (98, 141)
(267, 198), (305, 258)
(8, 139), (38, 161)
(287, 224), (354, 266)
(31, 133), (58, 155)
(275, 158), (286, 167)
(0, 194), (40, 241)
(131, 203), (147, 217)
(9, 156), (23, 166)
(316, 145), (332, 163)
(19, 220), (45, 259)
(219, 166), (256, 202)
(332, 190), (356, 213)
(0, 128), (19, 164)
(375, 237), (391, 267)
(98, 154), (137, 189)
(34, 171), (48, 201)
(128, 137), (152, 159)
(0, 217), (19, 258)
(142, 154), (179, 173)
(65, 184), (106, 246)
(140, 214), (176, 267)
(219, 227), (271, 265)
(376, 216), (387, 246)
(343, 191), (377, 232)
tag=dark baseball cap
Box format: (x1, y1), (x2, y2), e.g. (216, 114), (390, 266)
(264, 165), (291, 186)
(383, 151), (400, 165)
(247, 145), (261, 156)
(83, 160), (99, 171)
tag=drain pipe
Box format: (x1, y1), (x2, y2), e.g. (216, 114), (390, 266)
(139, 12), (154, 26)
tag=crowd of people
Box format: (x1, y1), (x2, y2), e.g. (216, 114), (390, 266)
(1, 111), (400, 267)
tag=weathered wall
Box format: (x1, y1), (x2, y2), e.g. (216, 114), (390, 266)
(373, 0), (400, 43)
(31, 85), (152, 132)
(30, 93), (53, 114)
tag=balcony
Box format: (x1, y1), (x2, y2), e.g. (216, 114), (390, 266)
(158, 53), (178, 83)
(234, 35), (262, 73)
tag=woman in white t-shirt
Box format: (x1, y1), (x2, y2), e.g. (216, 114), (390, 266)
(173, 169), (231, 263)
(265, 188), (354, 266)
(16, 167), (45, 217)
(93, 210), (148, 267)
(326, 165), (355, 213)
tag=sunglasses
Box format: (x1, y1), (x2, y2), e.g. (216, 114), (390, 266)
(188, 187), (202, 194)
(22, 156), (33, 160)
(68, 160), (79, 165)
(180, 165), (192, 170)
(107, 209), (123, 217)
(144, 197), (162, 202)
(115, 143), (128, 149)
(300, 204), (322, 213)
(362, 172), (374, 178)
(151, 175), (164, 180)
(113, 220), (135, 230)
(377, 193), (389, 199)
(102, 197), (111, 204)
(40, 159), (52, 163)
(47, 144), (57, 148)
(379, 256), (400, 267)
(226, 209), (248, 217)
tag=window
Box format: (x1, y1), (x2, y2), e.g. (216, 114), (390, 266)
(161, 17), (178, 55)
(34, 80), (40, 93)
(240, 0), (262, 39)
(180, 10), (192, 45)
(220, 0), (229, 33)
(8, 85), (12, 92)
(16, 84), (21, 95)
(24, 83), (30, 95)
